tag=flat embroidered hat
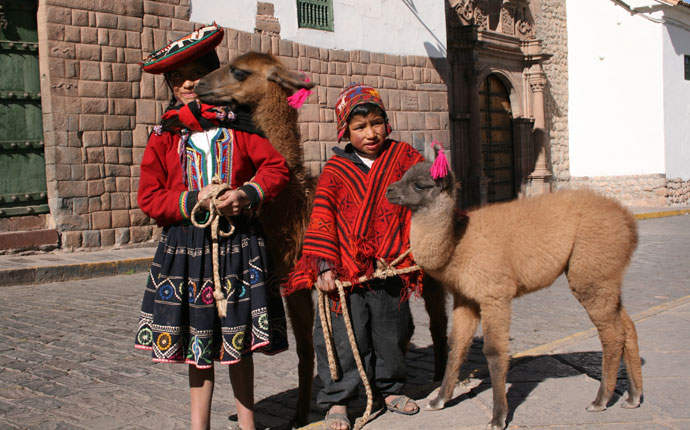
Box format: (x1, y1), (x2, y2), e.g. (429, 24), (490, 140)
(141, 23), (224, 74)
(335, 83), (391, 141)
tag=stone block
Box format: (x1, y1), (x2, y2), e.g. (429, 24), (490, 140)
(127, 64), (142, 82)
(75, 44), (101, 61)
(111, 210), (130, 228)
(71, 165), (85, 181)
(119, 15), (142, 32)
(110, 193), (129, 210)
(116, 177), (131, 192)
(80, 27), (98, 44)
(81, 230), (101, 248)
(88, 180), (105, 197)
(79, 115), (104, 131)
(104, 177), (116, 192)
(429, 93), (448, 111)
(108, 29), (126, 48)
(86, 148), (105, 163)
(130, 225), (153, 243)
(57, 181), (87, 198)
(104, 115), (131, 131)
(8, 215), (45, 231)
(115, 227), (130, 245)
(100, 228), (116, 246)
(81, 98), (107, 114)
(55, 146), (82, 165)
(46, 6), (71, 24)
(129, 208), (149, 226)
(78, 81), (107, 97)
(61, 230), (82, 249)
(95, 12), (118, 29)
(91, 211), (111, 229)
(111, 63), (127, 81)
(101, 46), (117, 62)
(108, 82), (132, 98)
(72, 9), (88, 26)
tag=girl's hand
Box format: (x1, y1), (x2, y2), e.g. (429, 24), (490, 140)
(315, 270), (336, 293)
(215, 189), (249, 216)
(196, 184), (215, 210)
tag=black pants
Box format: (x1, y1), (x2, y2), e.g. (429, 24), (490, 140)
(313, 277), (412, 410)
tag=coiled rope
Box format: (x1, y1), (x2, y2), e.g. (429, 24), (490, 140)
(317, 249), (420, 429)
(190, 176), (235, 318)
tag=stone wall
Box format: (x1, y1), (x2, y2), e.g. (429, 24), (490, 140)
(32, 0), (448, 251)
(569, 174), (690, 207)
(534, 0), (570, 185)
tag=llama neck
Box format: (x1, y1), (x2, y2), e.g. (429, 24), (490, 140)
(409, 191), (457, 271)
(252, 84), (303, 170)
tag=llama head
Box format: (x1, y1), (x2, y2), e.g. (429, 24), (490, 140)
(194, 51), (315, 109)
(386, 160), (456, 212)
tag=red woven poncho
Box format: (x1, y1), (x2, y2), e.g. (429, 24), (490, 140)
(286, 139), (424, 299)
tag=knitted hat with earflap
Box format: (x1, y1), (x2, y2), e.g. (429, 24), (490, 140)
(335, 84), (392, 142)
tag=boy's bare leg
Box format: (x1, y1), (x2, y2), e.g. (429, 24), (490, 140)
(189, 365), (214, 430)
(229, 357), (256, 430)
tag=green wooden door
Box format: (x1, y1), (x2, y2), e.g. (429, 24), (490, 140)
(0, 0), (48, 218)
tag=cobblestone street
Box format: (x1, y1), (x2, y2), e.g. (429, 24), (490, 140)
(1, 215), (689, 429)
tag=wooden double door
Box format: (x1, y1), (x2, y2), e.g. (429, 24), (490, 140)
(479, 74), (516, 203)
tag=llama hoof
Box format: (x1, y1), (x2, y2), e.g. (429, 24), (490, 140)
(621, 397), (641, 409)
(426, 397), (446, 411)
(486, 419), (507, 430)
(586, 402), (607, 412)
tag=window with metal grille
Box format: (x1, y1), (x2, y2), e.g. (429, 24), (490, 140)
(685, 55), (690, 81)
(297, 0), (333, 31)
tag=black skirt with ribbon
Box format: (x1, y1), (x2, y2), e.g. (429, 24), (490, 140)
(134, 217), (289, 368)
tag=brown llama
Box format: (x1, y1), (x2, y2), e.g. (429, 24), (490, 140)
(194, 52), (448, 427)
(386, 160), (643, 430)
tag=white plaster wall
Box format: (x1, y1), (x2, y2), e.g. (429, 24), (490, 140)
(190, 0), (257, 34)
(663, 20), (690, 180)
(191, 0), (447, 58)
(567, 0), (666, 176)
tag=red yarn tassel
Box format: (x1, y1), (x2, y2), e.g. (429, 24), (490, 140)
(429, 140), (449, 179)
(286, 73), (313, 109)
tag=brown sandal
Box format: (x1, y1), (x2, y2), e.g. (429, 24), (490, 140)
(385, 395), (419, 415)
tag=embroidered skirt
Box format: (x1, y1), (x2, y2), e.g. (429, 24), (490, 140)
(134, 217), (289, 368)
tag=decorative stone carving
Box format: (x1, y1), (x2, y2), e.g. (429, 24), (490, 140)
(501, 7), (515, 35)
(453, 0), (476, 25)
(475, 5), (488, 30)
(515, 7), (534, 39)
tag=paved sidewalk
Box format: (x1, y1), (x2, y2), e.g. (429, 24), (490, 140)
(0, 208), (688, 430)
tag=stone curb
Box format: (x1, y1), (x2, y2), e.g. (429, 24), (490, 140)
(0, 257), (153, 287)
(0, 210), (686, 289)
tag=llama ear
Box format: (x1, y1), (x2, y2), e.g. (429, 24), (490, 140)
(267, 66), (316, 92)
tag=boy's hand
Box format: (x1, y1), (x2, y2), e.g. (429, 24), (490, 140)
(215, 189), (249, 216)
(315, 270), (336, 293)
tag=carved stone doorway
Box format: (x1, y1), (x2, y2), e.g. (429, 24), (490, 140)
(480, 74), (515, 203)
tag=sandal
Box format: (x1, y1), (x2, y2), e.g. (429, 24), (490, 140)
(325, 411), (351, 430)
(385, 394), (420, 415)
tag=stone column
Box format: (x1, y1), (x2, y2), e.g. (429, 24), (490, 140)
(466, 68), (490, 205)
(527, 74), (553, 194)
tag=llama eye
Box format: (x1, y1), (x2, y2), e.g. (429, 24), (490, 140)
(413, 182), (431, 192)
(231, 67), (251, 81)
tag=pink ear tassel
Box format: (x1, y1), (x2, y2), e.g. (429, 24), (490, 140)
(286, 73), (313, 109)
(429, 140), (449, 180)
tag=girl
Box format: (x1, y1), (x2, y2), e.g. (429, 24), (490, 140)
(134, 24), (290, 430)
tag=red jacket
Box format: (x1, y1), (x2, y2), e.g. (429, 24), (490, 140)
(138, 128), (289, 226)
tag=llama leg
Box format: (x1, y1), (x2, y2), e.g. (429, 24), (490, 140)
(480, 302), (512, 430)
(620, 307), (643, 408)
(427, 294), (479, 411)
(422, 275), (449, 381)
(570, 280), (626, 412)
(284, 289), (315, 426)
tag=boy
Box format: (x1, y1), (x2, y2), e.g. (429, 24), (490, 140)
(288, 84), (423, 430)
